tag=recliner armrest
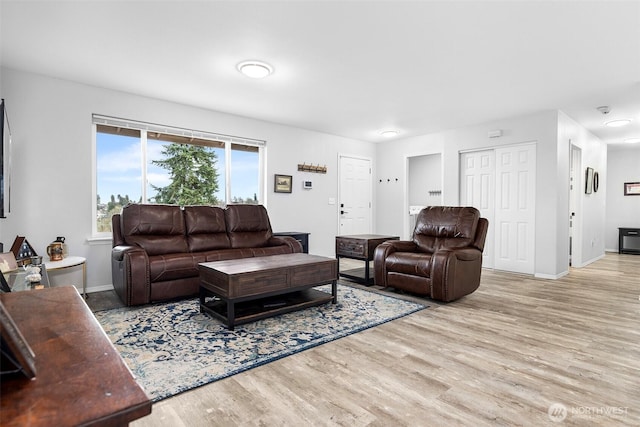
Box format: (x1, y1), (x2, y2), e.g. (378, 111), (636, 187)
(430, 247), (483, 301)
(112, 245), (146, 262)
(376, 240), (419, 254)
(111, 245), (151, 306)
(373, 240), (419, 286)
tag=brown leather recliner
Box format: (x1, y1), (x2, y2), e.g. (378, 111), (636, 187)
(374, 206), (488, 302)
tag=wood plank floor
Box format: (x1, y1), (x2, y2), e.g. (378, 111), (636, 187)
(130, 254), (640, 426)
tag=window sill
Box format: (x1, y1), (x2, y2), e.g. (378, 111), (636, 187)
(87, 236), (112, 246)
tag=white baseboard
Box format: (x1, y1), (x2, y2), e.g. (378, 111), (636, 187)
(572, 253), (605, 269)
(85, 283), (114, 294)
(535, 270), (569, 280)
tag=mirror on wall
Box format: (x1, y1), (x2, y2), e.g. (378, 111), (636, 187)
(407, 153), (442, 237)
(1, 98), (12, 218)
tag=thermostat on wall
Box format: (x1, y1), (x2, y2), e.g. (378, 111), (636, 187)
(303, 180), (312, 189)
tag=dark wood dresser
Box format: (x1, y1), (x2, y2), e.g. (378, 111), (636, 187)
(335, 234), (399, 285)
(0, 286), (151, 426)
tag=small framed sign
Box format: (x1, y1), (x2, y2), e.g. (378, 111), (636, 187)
(624, 182), (640, 196)
(274, 174), (292, 193)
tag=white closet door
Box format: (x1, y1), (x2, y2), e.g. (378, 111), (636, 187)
(460, 150), (495, 269)
(494, 143), (536, 274)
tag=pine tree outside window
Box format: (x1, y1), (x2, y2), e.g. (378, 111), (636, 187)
(93, 116), (264, 236)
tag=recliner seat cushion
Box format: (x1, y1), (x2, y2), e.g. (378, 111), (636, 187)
(148, 253), (202, 282)
(385, 252), (432, 277)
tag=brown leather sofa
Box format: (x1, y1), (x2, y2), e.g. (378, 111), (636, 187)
(374, 206), (488, 302)
(111, 204), (302, 306)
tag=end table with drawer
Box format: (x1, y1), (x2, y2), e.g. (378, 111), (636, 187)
(335, 234), (399, 285)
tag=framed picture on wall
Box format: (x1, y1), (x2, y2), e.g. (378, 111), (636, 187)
(624, 182), (640, 196)
(585, 167), (594, 194)
(274, 174), (292, 193)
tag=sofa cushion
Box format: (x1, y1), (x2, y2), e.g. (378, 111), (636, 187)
(120, 204), (188, 255)
(225, 204), (273, 248)
(148, 253), (203, 282)
(413, 206), (479, 253)
(250, 245), (295, 257)
(202, 248), (255, 262)
(183, 206), (231, 252)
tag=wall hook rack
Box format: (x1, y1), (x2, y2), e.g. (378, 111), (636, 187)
(298, 163), (327, 174)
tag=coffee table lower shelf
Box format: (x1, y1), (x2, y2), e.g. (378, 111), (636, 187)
(200, 288), (334, 330)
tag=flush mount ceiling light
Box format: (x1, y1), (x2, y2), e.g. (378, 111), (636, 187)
(624, 137), (640, 144)
(604, 119), (632, 127)
(381, 130), (399, 137)
(237, 61), (273, 79)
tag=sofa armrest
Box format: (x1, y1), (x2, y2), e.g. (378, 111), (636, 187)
(267, 236), (303, 253)
(111, 245), (151, 306)
(112, 245), (144, 261)
(430, 247), (483, 302)
(373, 240), (419, 286)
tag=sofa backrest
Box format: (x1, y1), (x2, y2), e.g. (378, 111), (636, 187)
(413, 206), (480, 253)
(119, 204), (189, 255)
(183, 205), (231, 252)
(225, 204), (273, 248)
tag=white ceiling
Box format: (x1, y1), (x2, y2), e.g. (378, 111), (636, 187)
(1, 1), (639, 145)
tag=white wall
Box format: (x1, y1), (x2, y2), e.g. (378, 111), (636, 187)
(376, 110), (608, 278)
(557, 111), (607, 267)
(0, 67), (375, 293)
(605, 145), (640, 251)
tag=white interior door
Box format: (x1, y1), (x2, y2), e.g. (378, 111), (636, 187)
(339, 155), (372, 235)
(569, 145), (582, 266)
(494, 143), (536, 274)
(460, 150), (495, 268)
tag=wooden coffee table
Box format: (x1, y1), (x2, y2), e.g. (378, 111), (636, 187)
(198, 253), (338, 330)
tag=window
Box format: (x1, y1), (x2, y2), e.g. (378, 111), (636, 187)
(93, 115), (265, 235)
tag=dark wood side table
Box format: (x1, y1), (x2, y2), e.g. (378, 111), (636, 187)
(273, 232), (309, 253)
(335, 234), (399, 285)
(0, 287), (151, 426)
(618, 227), (640, 254)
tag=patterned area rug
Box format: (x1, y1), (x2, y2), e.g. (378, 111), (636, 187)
(95, 284), (426, 402)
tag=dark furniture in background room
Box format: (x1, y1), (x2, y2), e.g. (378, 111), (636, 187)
(618, 227), (640, 254)
(374, 206), (488, 302)
(336, 234), (399, 285)
(0, 286), (151, 426)
(273, 232), (309, 253)
(111, 204), (302, 306)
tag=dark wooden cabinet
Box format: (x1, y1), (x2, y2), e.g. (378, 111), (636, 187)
(273, 232), (309, 253)
(618, 227), (640, 254)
